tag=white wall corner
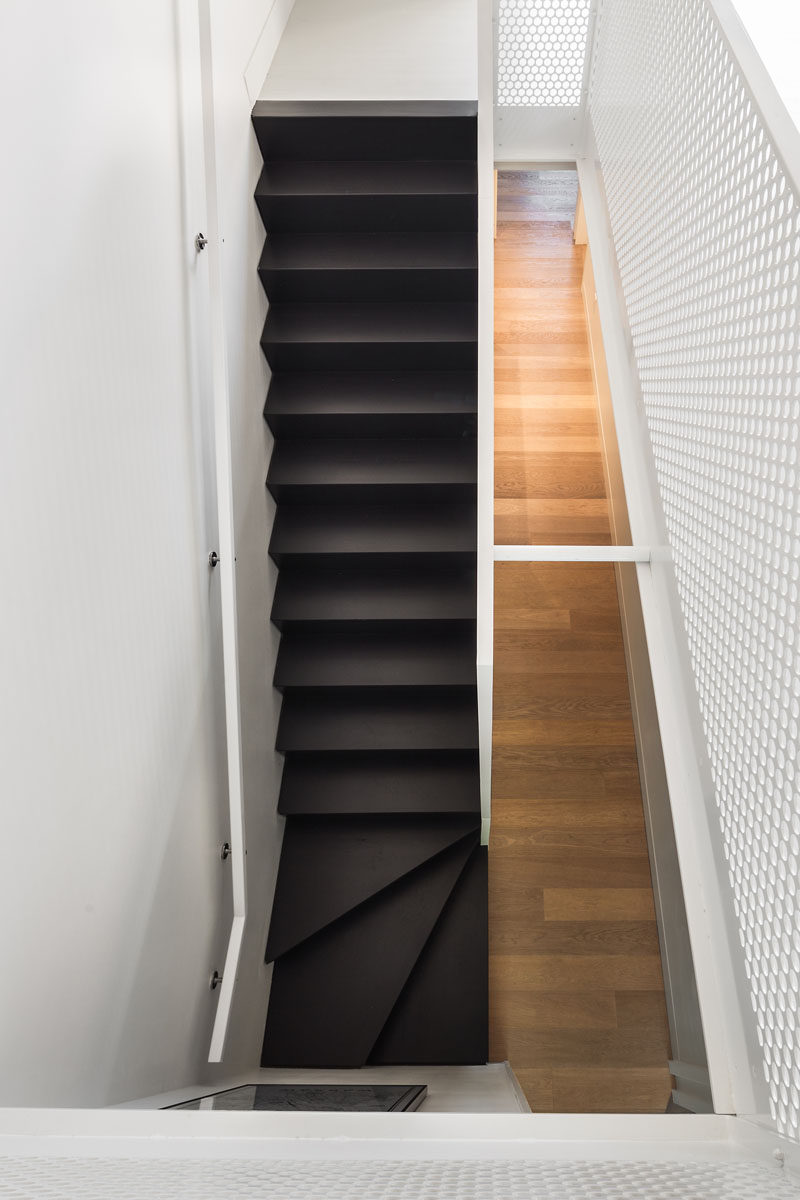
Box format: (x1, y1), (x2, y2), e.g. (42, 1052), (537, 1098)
(243, 0), (296, 105)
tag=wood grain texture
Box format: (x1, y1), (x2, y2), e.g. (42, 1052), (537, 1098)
(494, 170), (610, 546)
(490, 171), (671, 1113)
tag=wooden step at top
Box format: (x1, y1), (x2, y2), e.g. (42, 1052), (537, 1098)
(276, 687), (479, 753)
(278, 752), (480, 816)
(274, 628), (477, 690)
(265, 815), (481, 962)
(261, 832), (477, 1067)
(271, 565), (476, 628)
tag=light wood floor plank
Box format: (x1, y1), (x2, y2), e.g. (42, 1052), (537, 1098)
(490, 169), (672, 1112)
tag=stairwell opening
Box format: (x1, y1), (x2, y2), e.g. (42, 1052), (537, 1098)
(490, 168), (711, 1113)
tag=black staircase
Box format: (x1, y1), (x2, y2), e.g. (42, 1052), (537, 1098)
(252, 101), (486, 1067)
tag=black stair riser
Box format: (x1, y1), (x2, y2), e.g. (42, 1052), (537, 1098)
(276, 687), (479, 754)
(278, 751), (481, 816)
(256, 193), (478, 234)
(252, 105), (477, 162)
(269, 502), (477, 562)
(259, 267), (478, 303)
(271, 565), (476, 627)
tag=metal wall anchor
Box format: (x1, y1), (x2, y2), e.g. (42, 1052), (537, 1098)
(208, 550), (219, 568)
(220, 842), (231, 861)
(210, 970), (222, 991)
(195, 232), (208, 252)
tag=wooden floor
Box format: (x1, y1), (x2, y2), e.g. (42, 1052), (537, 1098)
(489, 171), (673, 1113)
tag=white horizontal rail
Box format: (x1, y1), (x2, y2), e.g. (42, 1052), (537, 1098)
(494, 544), (652, 562)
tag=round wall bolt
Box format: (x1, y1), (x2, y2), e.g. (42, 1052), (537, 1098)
(220, 842), (231, 861)
(208, 550), (219, 568)
(210, 970), (222, 991)
(195, 232), (208, 252)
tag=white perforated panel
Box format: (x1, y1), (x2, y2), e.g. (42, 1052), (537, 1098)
(0, 1157), (794, 1199)
(496, 1), (592, 106)
(589, 0), (800, 1138)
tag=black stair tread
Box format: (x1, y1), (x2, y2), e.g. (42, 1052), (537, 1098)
(271, 565), (475, 625)
(276, 688), (479, 752)
(265, 372), (477, 418)
(261, 832), (477, 1067)
(279, 753), (480, 816)
(369, 846), (488, 1065)
(274, 628), (476, 689)
(265, 815), (481, 962)
(262, 303), (477, 346)
(270, 502), (476, 560)
(259, 232), (477, 273)
(256, 160), (477, 198)
(267, 439), (476, 490)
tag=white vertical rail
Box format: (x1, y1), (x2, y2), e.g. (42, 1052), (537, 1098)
(477, 0), (496, 845)
(192, 0), (248, 1064)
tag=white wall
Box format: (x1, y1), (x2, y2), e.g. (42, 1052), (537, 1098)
(0, 1), (228, 1105)
(260, 0), (478, 100)
(0, 0), (286, 1106)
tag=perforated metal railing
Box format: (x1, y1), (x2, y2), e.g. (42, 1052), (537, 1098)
(496, 0), (593, 105)
(0, 1156), (795, 1199)
(588, 0), (800, 1139)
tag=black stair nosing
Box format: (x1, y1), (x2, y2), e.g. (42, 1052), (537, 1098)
(255, 159), (477, 199)
(264, 814), (481, 963)
(253, 100), (479, 119)
(271, 564), (476, 627)
(265, 410), (477, 439)
(278, 751), (480, 816)
(266, 438), (477, 495)
(273, 628), (477, 691)
(269, 501), (476, 563)
(260, 831), (477, 1068)
(368, 845), (488, 1066)
(276, 686), (479, 754)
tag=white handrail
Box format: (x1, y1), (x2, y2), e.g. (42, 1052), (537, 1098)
(195, 0), (248, 1065)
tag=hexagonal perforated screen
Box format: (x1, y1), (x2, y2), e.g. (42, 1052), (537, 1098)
(496, 0), (593, 106)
